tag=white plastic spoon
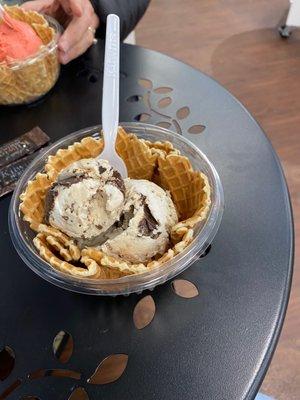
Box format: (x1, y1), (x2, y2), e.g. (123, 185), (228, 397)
(99, 14), (127, 178)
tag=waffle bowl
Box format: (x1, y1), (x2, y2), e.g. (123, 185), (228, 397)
(0, 6), (62, 106)
(9, 123), (224, 295)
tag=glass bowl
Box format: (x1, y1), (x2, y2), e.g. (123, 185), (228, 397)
(9, 123), (224, 296)
(0, 15), (62, 106)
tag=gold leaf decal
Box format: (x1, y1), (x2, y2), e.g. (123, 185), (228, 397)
(188, 125), (205, 134)
(87, 354), (128, 385)
(176, 106), (190, 120)
(156, 121), (172, 129)
(68, 387), (89, 400)
(138, 78), (153, 89)
(53, 331), (74, 364)
(28, 369), (81, 380)
(133, 295), (156, 330)
(158, 97), (172, 108)
(134, 113), (151, 122)
(154, 87), (173, 94)
(0, 346), (15, 381)
(0, 379), (22, 399)
(172, 279), (199, 298)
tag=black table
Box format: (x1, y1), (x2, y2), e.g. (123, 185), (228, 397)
(0, 43), (293, 400)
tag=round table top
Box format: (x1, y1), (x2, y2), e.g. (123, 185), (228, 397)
(0, 43), (293, 400)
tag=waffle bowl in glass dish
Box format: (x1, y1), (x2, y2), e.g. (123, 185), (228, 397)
(9, 123), (224, 296)
(0, 6), (62, 106)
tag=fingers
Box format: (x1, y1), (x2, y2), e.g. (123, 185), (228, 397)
(61, 0), (83, 17)
(59, 13), (99, 63)
(59, 27), (95, 64)
(22, 0), (82, 17)
(24, 0), (100, 64)
(58, 5), (99, 54)
(21, 0), (54, 12)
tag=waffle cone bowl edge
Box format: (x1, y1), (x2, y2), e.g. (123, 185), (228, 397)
(0, 6), (59, 105)
(19, 127), (211, 280)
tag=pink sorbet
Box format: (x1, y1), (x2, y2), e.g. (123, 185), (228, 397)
(0, 18), (43, 63)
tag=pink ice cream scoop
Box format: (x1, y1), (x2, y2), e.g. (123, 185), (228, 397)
(0, 16), (43, 63)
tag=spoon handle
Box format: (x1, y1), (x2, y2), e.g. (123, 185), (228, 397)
(0, 4), (5, 18)
(0, 4), (15, 29)
(101, 14), (120, 154)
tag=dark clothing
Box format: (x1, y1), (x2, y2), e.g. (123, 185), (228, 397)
(90, 0), (150, 41)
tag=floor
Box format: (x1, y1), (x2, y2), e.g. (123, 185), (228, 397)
(136, 1), (300, 399)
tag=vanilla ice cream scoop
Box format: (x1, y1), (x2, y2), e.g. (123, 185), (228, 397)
(45, 159), (178, 264)
(101, 179), (178, 263)
(44, 159), (125, 246)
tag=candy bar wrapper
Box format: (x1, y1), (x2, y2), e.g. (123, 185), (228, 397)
(0, 127), (49, 168)
(0, 152), (39, 197)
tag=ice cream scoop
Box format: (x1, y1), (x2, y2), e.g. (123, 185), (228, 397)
(101, 179), (178, 263)
(45, 159), (178, 263)
(44, 159), (126, 247)
(0, 8), (43, 63)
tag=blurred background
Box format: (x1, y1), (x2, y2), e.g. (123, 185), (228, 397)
(135, 1), (300, 399)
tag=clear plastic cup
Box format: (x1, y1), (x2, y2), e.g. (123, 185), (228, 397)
(9, 123), (224, 296)
(0, 15), (62, 106)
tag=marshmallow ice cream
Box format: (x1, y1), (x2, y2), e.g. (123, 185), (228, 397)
(44, 159), (178, 263)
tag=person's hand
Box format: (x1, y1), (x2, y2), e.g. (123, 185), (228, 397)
(22, 0), (99, 64)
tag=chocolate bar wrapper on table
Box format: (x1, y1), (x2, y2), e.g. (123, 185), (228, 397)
(0, 153), (40, 197)
(0, 127), (50, 197)
(0, 127), (49, 168)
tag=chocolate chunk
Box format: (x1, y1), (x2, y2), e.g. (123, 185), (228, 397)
(151, 232), (161, 239)
(138, 204), (158, 236)
(57, 175), (85, 187)
(0, 152), (38, 198)
(76, 206), (135, 248)
(116, 205), (135, 229)
(112, 170), (121, 179)
(0, 127), (49, 169)
(98, 166), (107, 174)
(44, 184), (59, 224)
(108, 170), (125, 195)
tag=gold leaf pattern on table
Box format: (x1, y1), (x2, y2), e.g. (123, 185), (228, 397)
(176, 106), (190, 120)
(53, 331), (74, 364)
(188, 125), (206, 134)
(138, 78), (153, 89)
(133, 295), (156, 330)
(87, 354), (128, 385)
(134, 113), (151, 122)
(172, 279), (199, 298)
(158, 97), (172, 108)
(68, 387), (89, 400)
(156, 121), (172, 129)
(28, 369), (81, 380)
(0, 379), (22, 400)
(0, 346), (15, 381)
(154, 87), (173, 94)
